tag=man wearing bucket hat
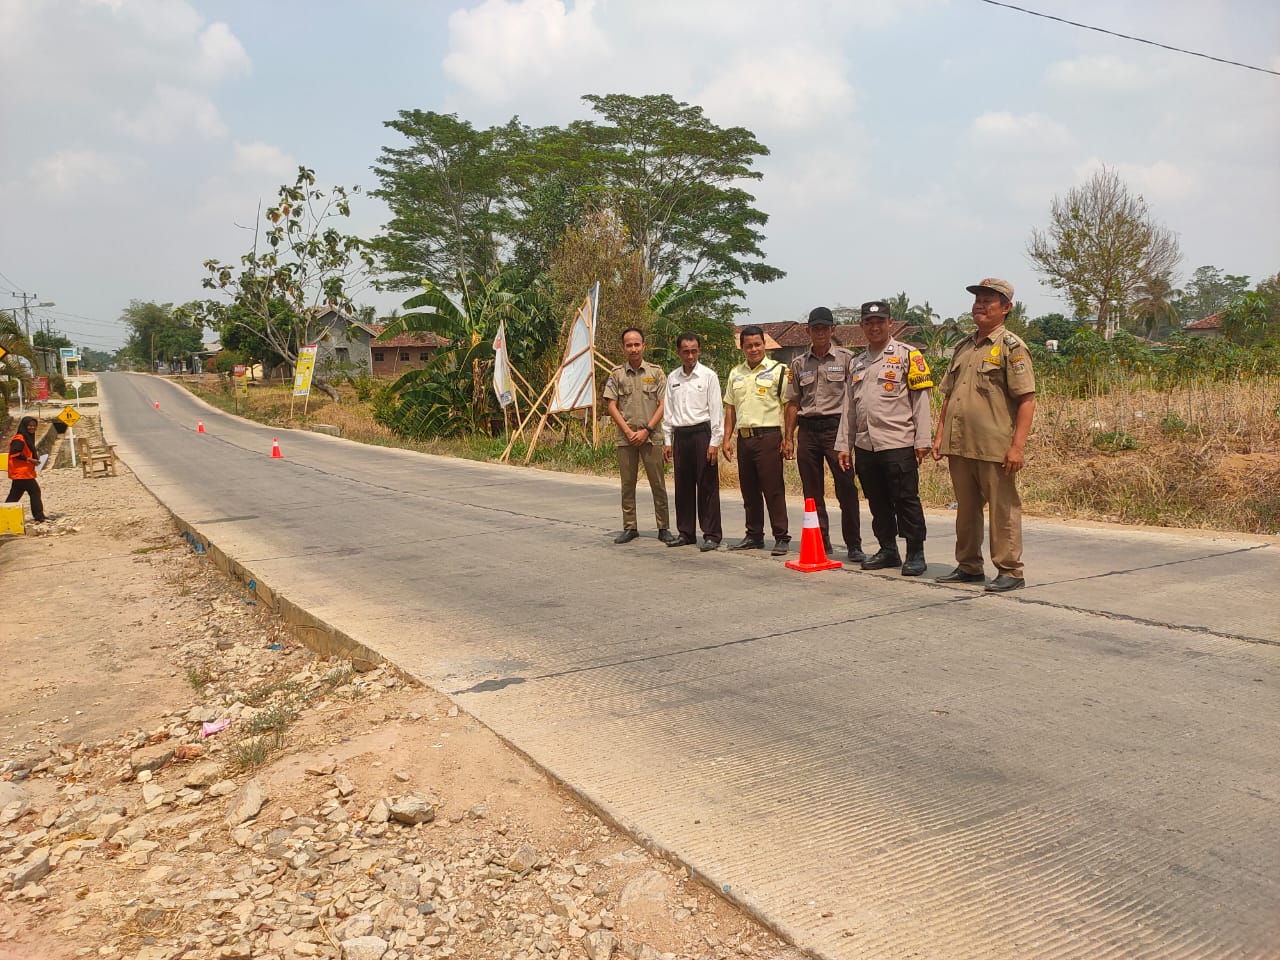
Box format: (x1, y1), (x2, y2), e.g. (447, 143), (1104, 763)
(931, 278), (1036, 592)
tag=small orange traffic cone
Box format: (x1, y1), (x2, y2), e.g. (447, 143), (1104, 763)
(154, 400), (160, 410)
(271, 437), (283, 459)
(786, 498), (843, 573)
(197, 420), (205, 433)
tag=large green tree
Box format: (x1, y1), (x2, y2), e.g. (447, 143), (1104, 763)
(199, 167), (375, 400)
(1027, 165), (1182, 335)
(370, 94), (784, 317)
(120, 301), (203, 370)
(1172, 265), (1251, 324)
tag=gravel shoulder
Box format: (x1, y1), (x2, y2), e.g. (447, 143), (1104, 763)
(1, 424), (802, 960)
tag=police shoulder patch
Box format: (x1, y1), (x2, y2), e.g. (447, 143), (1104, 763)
(1003, 334), (1019, 347)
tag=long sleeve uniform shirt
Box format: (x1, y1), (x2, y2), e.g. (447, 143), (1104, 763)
(662, 362), (724, 446)
(835, 338), (934, 453)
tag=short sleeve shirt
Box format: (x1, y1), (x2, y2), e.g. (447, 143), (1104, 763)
(724, 358), (788, 428)
(603, 361), (665, 447)
(938, 325), (1036, 462)
(785, 345), (855, 417)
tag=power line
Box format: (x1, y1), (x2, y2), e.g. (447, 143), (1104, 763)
(975, 0), (1280, 77)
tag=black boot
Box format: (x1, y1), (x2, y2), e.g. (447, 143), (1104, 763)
(901, 545), (926, 577)
(860, 546), (902, 571)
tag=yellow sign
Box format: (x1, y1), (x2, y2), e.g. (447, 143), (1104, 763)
(57, 405), (81, 428)
(0, 344), (7, 360)
(292, 345), (318, 397)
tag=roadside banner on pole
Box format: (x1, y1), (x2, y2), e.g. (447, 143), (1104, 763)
(292, 345), (318, 397)
(547, 283), (598, 413)
(492, 319), (514, 408)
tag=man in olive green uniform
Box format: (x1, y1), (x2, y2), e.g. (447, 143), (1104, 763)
(722, 325), (790, 556)
(783, 307), (865, 562)
(604, 327), (674, 544)
(931, 278), (1036, 592)
(836, 301), (934, 576)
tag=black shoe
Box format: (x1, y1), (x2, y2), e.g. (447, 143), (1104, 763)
(658, 528), (677, 544)
(614, 528), (640, 544)
(699, 539), (720, 552)
(901, 549), (927, 577)
(860, 548), (902, 571)
(985, 574), (1025, 593)
(667, 535), (696, 548)
(729, 537), (765, 551)
(771, 539), (790, 556)
(936, 567), (985, 584)
(847, 546), (868, 564)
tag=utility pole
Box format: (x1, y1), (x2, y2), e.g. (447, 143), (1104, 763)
(10, 292), (56, 371)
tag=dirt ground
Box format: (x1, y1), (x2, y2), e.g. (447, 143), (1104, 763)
(1, 421), (802, 960)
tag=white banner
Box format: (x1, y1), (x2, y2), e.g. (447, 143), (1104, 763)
(492, 319), (514, 408)
(547, 283), (598, 414)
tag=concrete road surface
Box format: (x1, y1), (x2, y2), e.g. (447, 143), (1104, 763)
(98, 373), (1279, 960)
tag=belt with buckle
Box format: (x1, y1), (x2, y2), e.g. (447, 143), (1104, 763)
(738, 426), (781, 438)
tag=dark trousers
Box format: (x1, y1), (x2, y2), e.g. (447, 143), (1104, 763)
(854, 446), (926, 552)
(672, 424), (721, 543)
(5, 478), (45, 522)
(796, 420), (860, 550)
(737, 430), (788, 541)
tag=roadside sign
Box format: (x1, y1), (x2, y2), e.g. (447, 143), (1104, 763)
(292, 345), (318, 397)
(59, 347), (80, 362)
(35, 377), (49, 401)
(0, 344), (7, 360)
(57, 405), (81, 428)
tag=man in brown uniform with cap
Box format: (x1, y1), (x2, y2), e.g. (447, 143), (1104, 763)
(604, 327), (675, 544)
(836, 300), (933, 576)
(783, 307), (865, 562)
(931, 278), (1036, 592)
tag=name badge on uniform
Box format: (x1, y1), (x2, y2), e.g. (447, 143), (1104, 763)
(642, 376), (656, 384)
(885, 356), (903, 365)
(881, 369), (899, 382)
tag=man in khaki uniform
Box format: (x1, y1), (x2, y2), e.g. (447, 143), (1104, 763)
(604, 327), (674, 544)
(722, 324), (790, 556)
(836, 301), (933, 576)
(783, 307), (865, 562)
(931, 278), (1036, 592)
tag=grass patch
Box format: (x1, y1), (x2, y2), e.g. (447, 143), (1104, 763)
(185, 666), (212, 696)
(229, 729), (286, 773)
(242, 677), (307, 706)
(244, 703), (296, 736)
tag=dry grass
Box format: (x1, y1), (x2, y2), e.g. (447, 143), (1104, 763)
(179, 375), (1280, 535)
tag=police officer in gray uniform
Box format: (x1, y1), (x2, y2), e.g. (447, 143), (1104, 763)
(836, 301), (934, 576)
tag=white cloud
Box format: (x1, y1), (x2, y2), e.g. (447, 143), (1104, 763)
(28, 149), (127, 195)
(232, 141), (297, 180)
(442, 0), (610, 102)
(115, 84), (228, 144)
(699, 48), (856, 132)
(1047, 55), (1152, 92)
(1073, 156), (1196, 203)
(970, 111), (1074, 148)
(195, 22), (252, 83)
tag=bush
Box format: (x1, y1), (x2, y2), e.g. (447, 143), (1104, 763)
(1092, 430), (1138, 452)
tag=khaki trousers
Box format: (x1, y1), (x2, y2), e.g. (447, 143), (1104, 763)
(617, 440), (669, 531)
(947, 455), (1024, 578)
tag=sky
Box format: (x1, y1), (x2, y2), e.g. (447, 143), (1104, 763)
(1, 0), (1277, 352)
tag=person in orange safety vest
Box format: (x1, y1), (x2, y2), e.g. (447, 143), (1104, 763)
(6, 416), (47, 523)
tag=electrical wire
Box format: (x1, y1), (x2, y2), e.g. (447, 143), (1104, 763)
(975, 0), (1280, 77)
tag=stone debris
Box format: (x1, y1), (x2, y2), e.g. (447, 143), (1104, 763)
(0, 472), (803, 960)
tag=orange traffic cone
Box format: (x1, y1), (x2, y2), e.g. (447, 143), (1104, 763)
(271, 437), (283, 459)
(785, 498), (843, 573)
(154, 400), (160, 410)
(197, 420), (205, 434)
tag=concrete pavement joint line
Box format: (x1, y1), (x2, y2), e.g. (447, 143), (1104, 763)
(450, 595), (973, 694)
(1026, 542), (1272, 585)
(1008, 595), (1279, 646)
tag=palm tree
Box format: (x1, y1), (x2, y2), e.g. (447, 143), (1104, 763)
(1, 311), (36, 408)
(1131, 273), (1181, 339)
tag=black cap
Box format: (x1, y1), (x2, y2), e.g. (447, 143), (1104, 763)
(860, 300), (891, 320)
(807, 306), (835, 326)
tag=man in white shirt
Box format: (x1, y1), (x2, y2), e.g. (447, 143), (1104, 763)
(662, 332), (724, 551)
